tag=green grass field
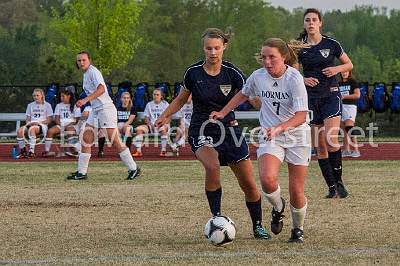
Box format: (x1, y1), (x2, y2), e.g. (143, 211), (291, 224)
(0, 161), (399, 265)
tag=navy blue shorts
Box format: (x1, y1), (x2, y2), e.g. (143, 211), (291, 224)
(189, 126), (250, 166)
(309, 90), (342, 125)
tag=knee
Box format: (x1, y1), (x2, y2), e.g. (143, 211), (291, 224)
(17, 128), (24, 137)
(260, 174), (278, 192)
(204, 162), (220, 176)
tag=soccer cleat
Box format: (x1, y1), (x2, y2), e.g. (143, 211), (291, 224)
(66, 171), (87, 180)
(159, 151), (167, 157)
(127, 167), (141, 180)
(42, 151), (50, 158)
(350, 151), (360, 158)
(17, 148), (28, 159)
(253, 225), (272, 240)
(65, 151), (79, 158)
(336, 181), (349, 198)
(131, 150), (143, 157)
(28, 151), (36, 158)
(325, 185), (337, 198)
(97, 151), (104, 158)
(288, 228), (304, 243)
(341, 150), (351, 157)
(271, 197), (285, 235)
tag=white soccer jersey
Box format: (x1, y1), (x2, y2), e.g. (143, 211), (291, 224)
(83, 65), (113, 110)
(25, 101), (53, 123)
(144, 100), (169, 125)
(54, 103), (82, 126)
(178, 102), (193, 127)
(242, 66), (308, 129)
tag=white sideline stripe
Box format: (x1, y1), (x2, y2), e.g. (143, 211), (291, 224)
(0, 246), (398, 264)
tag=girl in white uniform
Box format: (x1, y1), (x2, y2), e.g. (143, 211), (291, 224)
(211, 38), (310, 243)
(16, 88), (53, 158)
(43, 88), (81, 157)
(68, 51), (140, 180)
(171, 95), (193, 155)
(132, 88), (170, 157)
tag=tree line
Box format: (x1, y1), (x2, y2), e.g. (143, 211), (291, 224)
(1, 0), (400, 86)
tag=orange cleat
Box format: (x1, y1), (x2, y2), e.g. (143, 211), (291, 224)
(131, 150), (143, 157)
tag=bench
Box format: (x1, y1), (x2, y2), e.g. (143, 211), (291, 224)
(0, 111), (260, 137)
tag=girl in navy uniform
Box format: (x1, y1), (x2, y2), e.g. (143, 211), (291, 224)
(297, 8), (353, 198)
(156, 28), (270, 239)
(117, 92), (137, 152)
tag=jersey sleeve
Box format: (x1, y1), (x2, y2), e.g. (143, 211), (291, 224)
(130, 105), (137, 116)
(350, 79), (359, 91)
(231, 67), (246, 92)
(332, 39), (344, 58)
(25, 103), (32, 117)
(45, 102), (54, 117)
(143, 102), (151, 118)
(91, 68), (106, 90)
(183, 69), (194, 92)
(54, 104), (61, 116)
(291, 73), (309, 112)
(241, 73), (256, 97)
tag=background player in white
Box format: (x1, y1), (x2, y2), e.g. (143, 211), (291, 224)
(171, 94), (193, 155)
(132, 87), (170, 157)
(42, 88), (81, 157)
(16, 88), (53, 158)
(211, 38), (310, 243)
(67, 51), (140, 180)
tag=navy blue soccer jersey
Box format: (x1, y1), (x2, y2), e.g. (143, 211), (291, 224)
(117, 105), (137, 123)
(298, 36), (344, 98)
(183, 60), (246, 135)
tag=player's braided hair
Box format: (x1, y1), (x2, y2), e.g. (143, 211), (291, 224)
(201, 27), (232, 44)
(257, 38), (310, 66)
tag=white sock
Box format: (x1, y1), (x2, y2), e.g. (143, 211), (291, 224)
(75, 142), (81, 152)
(45, 138), (53, 152)
(135, 135), (143, 152)
(161, 135), (168, 151)
(28, 136), (36, 153)
(290, 200), (307, 230)
(77, 152), (91, 175)
(119, 148), (137, 171)
(177, 137), (185, 146)
(263, 186), (283, 212)
(17, 138), (25, 149)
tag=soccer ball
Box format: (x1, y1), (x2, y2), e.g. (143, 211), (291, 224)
(204, 215), (236, 246)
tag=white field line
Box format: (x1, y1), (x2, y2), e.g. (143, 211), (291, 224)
(0, 246), (399, 265)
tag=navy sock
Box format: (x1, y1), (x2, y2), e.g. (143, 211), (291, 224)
(318, 158), (335, 189)
(126, 137), (132, 151)
(98, 137), (106, 153)
(205, 187), (222, 216)
(328, 149), (343, 184)
(246, 197), (262, 230)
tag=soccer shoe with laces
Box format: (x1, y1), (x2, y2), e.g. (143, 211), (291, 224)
(336, 181), (349, 198)
(127, 167), (141, 180)
(288, 228), (304, 243)
(66, 171), (87, 180)
(97, 151), (104, 158)
(28, 151), (36, 158)
(253, 225), (272, 240)
(271, 197), (285, 235)
(159, 151), (167, 157)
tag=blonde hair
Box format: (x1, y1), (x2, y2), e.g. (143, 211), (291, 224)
(120, 91), (132, 111)
(32, 88), (45, 104)
(257, 38), (310, 66)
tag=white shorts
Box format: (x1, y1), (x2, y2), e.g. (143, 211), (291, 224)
(341, 104), (357, 122)
(25, 123), (48, 138)
(87, 104), (118, 129)
(257, 124), (311, 166)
